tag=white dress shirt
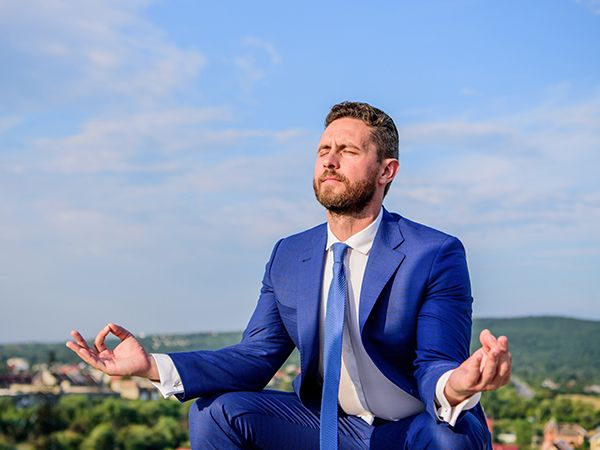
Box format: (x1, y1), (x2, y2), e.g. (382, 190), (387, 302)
(151, 208), (480, 426)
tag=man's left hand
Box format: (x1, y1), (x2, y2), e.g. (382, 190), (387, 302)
(444, 329), (512, 405)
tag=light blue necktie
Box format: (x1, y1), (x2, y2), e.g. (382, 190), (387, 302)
(320, 242), (350, 450)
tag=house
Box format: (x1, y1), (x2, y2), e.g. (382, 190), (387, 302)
(6, 357), (29, 373)
(110, 376), (160, 400)
(4, 364), (110, 396)
(589, 430), (600, 450)
(542, 420), (586, 449)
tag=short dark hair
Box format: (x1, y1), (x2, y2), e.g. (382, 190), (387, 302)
(325, 101), (399, 195)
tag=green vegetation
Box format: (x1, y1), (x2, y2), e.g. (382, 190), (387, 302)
(480, 384), (600, 450)
(472, 316), (600, 390)
(0, 332), (243, 367)
(1, 316), (599, 448)
(2, 316), (598, 391)
(0, 387), (598, 450)
(0, 396), (190, 450)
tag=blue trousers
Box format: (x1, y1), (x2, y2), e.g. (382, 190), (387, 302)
(188, 390), (490, 449)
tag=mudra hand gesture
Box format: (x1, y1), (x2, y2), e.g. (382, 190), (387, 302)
(445, 329), (512, 405)
(66, 323), (159, 381)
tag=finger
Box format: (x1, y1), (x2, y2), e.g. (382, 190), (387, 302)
(479, 349), (488, 373)
(498, 352), (513, 385)
(78, 347), (106, 371)
(497, 335), (509, 352)
(107, 323), (133, 341)
(497, 351), (511, 378)
(94, 325), (111, 353)
(478, 349), (499, 389)
(70, 330), (91, 350)
(463, 349), (485, 385)
(66, 341), (82, 353)
(479, 329), (497, 351)
(488, 351), (511, 389)
(66, 342), (106, 371)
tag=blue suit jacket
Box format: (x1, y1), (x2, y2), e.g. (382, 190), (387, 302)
(169, 208), (489, 436)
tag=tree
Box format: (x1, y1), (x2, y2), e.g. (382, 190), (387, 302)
(0, 402), (33, 442)
(93, 398), (139, 428)
(514, 419), (533, 449)
(47, 430), (83, 450)
(80, 423), (116, 450)
(137, 399), (181, 425)
(117, 424), (169, 450)
(153, 416), (186, 447)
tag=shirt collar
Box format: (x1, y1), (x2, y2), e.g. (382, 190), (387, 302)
(326, 208), (383, 255)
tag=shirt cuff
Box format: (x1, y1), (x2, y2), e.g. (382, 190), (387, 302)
(150, 353), (185, 399)
(434, 369), (481, 427)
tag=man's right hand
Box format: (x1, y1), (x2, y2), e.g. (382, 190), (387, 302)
(66, 323), (160, 381)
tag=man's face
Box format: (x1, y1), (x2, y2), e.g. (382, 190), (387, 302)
(313, 117), (382, 214)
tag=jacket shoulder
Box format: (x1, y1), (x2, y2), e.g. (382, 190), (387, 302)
(385, 209), (464, 249)
(276, 222), (326, 254)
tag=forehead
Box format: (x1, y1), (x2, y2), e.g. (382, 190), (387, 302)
(319, 117), (373, 147)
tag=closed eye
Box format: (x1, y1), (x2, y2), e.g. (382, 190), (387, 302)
(317, 145), (330, 156)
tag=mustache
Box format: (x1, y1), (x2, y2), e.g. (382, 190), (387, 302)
(318, 170), (349, 183)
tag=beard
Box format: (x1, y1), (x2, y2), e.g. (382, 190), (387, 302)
(313, 169), (378, 215)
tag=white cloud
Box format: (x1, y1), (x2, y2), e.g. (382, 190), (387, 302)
(388, 91), (600, 255)
(400, 120), (516, 151)
(1, 1), (599, 333)
(575, 0), (600, 14)
(28, 108), (310, 175)
(0, 116), (21, 134)
(233, 37), (281, 98)
(242, 36), (282, 65)
(32, 107), (233, 172)
(459, 87), (480, 97)
(0, 0), (204, 108)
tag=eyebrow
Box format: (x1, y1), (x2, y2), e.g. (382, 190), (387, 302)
(317, 140), (362, 151)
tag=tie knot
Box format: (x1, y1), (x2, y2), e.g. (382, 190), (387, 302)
(332, 242), (349, 265)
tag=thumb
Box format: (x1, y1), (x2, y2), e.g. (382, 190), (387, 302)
(462, 348), (485, 384)
(479, 329), (496, 351)
(107, 323), (133, 341)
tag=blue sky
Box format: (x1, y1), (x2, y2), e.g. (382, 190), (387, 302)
(1, 0), (599, 343)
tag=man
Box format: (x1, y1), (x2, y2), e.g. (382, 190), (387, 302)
(67, 101), (511, 449)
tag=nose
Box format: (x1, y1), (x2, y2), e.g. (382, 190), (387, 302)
(321, 151), (340, 169)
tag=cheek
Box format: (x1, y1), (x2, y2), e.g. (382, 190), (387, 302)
(313, 159), (322, 178)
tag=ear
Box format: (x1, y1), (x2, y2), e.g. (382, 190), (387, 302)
(379, 159), (400, 186)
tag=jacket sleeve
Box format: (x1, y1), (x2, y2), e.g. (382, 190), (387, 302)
(413, 235), (474, 421)
(167, 239), (295, 402)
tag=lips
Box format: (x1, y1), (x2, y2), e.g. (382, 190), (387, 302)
(319, 171), (345, 183)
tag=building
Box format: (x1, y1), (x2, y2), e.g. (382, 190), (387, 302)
(542, 420), (586, 449)
(589, 430), (600, 450)
(110, 376), (161, 400)
(3, 364), (111, 396)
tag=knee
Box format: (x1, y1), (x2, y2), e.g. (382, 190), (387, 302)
(188, 392), (248, 449)
(406, 411), (488, 450)
(188, 396), (221, 449)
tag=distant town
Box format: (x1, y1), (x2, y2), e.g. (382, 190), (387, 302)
(0, 355), (300, 402)
(0, 316), (598, 450)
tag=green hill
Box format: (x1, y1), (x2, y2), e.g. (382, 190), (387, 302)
(0, 331), (243, 371)
(2, 316), (599, 391)
(472, 316), (600, 390)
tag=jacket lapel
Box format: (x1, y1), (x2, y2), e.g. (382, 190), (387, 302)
(359, 209), (406, 334)
(296, 227), (327, 380)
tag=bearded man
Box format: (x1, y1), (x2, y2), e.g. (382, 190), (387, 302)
(68, 101), (510, 449)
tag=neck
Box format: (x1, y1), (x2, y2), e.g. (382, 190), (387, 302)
(326, 201), (382, 242)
